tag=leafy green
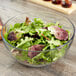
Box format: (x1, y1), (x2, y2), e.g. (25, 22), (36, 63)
(4, 18), (70, 65)
(16, 51), (31, 62)
(16, 37), (33, 48)
(14, 23), (21, 28)
(47, 37), (62, 46)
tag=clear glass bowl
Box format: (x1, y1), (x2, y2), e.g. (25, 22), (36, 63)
(1, 12), (75, 67)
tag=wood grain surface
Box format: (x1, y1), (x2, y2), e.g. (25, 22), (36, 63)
(30, 0), (76, 14)
(0, 0), (76, 76)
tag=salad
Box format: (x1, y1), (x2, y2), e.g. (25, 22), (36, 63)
(4, 17), (69, 65)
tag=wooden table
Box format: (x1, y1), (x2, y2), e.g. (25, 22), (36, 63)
(0, 0), (76, 76)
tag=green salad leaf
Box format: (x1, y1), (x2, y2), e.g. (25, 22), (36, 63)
(16, 37), (33, 48)
(4, 17), (70, 65)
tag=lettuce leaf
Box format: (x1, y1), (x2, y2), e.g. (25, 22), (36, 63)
(16, 37), (33, 48)
(47, 37), (62, 46)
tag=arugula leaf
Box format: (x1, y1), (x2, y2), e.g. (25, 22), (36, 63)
(16, 51), (31, 62)
(47, 37), (62, 46)
(4, 32), (8, 41)
(14, 23), (21, 28)
(34, 18), (43, 24)
(31, 18), (44, 29)
(45, 23), (55, 27)
(16, 37), (33, 48)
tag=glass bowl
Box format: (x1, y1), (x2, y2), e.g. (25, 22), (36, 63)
(1, 12), (75, 67)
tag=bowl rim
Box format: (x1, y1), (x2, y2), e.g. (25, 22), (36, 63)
(1, 13), (75, 52)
